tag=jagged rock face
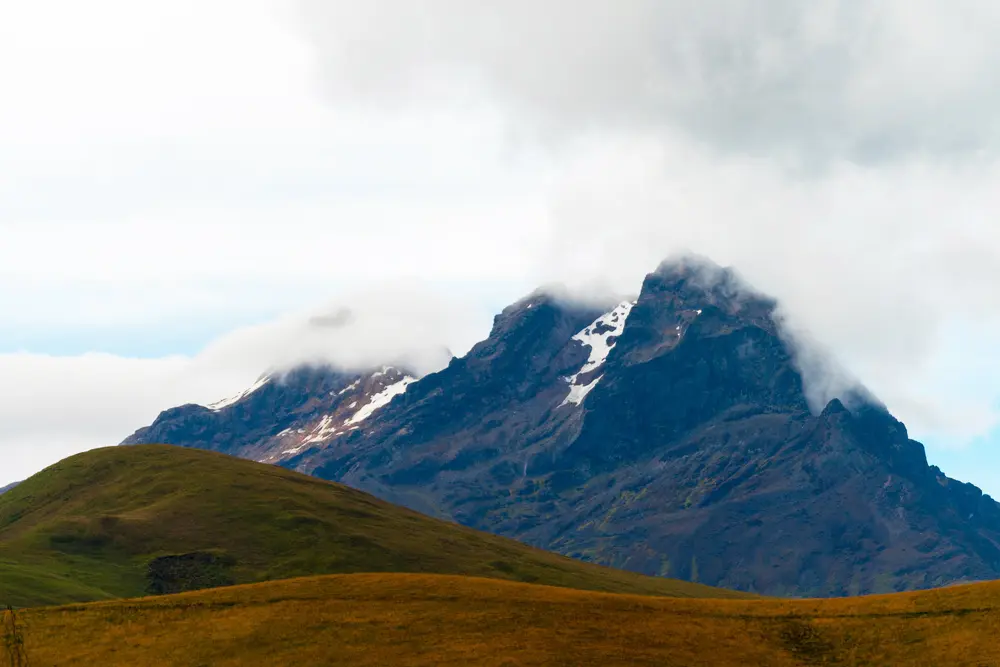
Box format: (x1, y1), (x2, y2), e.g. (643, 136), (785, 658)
(122, 365), (417, 465)
(124, 259), (1000, 596)
(548, 263), (809, 481)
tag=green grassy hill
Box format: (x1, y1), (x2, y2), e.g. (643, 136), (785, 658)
(0, 445), (749, 607)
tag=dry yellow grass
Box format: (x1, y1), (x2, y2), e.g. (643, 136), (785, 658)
(17, 573), (1000, 666)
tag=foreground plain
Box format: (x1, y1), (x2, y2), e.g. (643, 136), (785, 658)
(19, 572), (1000, 666)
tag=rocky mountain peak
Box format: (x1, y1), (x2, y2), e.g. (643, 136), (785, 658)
(123, 363), (419, 465)
(489, 291), (607, 338)
(820, 397), (850, 417)
(647, 257), (778, 322)
(123, 256), (1000, 597)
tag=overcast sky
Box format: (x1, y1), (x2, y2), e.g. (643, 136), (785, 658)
(3, 1), (1000, 495)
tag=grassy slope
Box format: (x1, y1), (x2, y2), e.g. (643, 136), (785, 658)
(18, 573), (1000, 666)
(0, 445), (747, 607)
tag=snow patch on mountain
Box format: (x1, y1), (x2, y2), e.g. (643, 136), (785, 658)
(302, 414), (340, 445)
(258, 367), (421, 460)
(560, 300), (635, 407)
(560, 374), (603, 407)
(206, 374), (271, 411)
(336, 379), (360, 396)
(572, 301), (635, 375)
(347, 375), (416, 425)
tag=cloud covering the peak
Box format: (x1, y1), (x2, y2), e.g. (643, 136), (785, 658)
(196, 284), (490, 377)
(292, 0), (1000, 441)
(0, 282), (496, 483)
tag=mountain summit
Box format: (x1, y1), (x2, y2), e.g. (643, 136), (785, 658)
(124, 257), (1000, 596)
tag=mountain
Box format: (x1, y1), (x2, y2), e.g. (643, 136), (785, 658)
(23, 573), (1000, 666)
(123, 364), (419, 465)
(124, 257), (1000, 596)
(0, 481), (18, 494)
(0, 444), (746, 608)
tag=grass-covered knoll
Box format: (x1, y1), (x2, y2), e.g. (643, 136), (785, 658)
(0, 445), (747, 607)
(18, 573), (1000, 666)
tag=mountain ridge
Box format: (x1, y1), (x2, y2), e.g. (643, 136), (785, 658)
(123, 257), (1000, 596)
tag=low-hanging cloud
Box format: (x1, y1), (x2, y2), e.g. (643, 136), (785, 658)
(0, 283), (494, 484)
(197, 283), (491, 378)
(291, 0), (1000, 443)
(537, 135), (1000, 435)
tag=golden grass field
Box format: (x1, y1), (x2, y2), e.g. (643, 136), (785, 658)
(15, 572), (1000, 666)
(3, 446), (997, 665)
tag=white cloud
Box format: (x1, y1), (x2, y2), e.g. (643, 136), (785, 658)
(292, 0), (1000, 444)
(296, 0), (1000, 164)
(0, 0), (545, 336)
(0, 283), (497, 483)
(0, 0), (540, 482)
(195, 283), (495, 377)
(3, 0), (1000, 493)
(0, 353), (190, 484)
